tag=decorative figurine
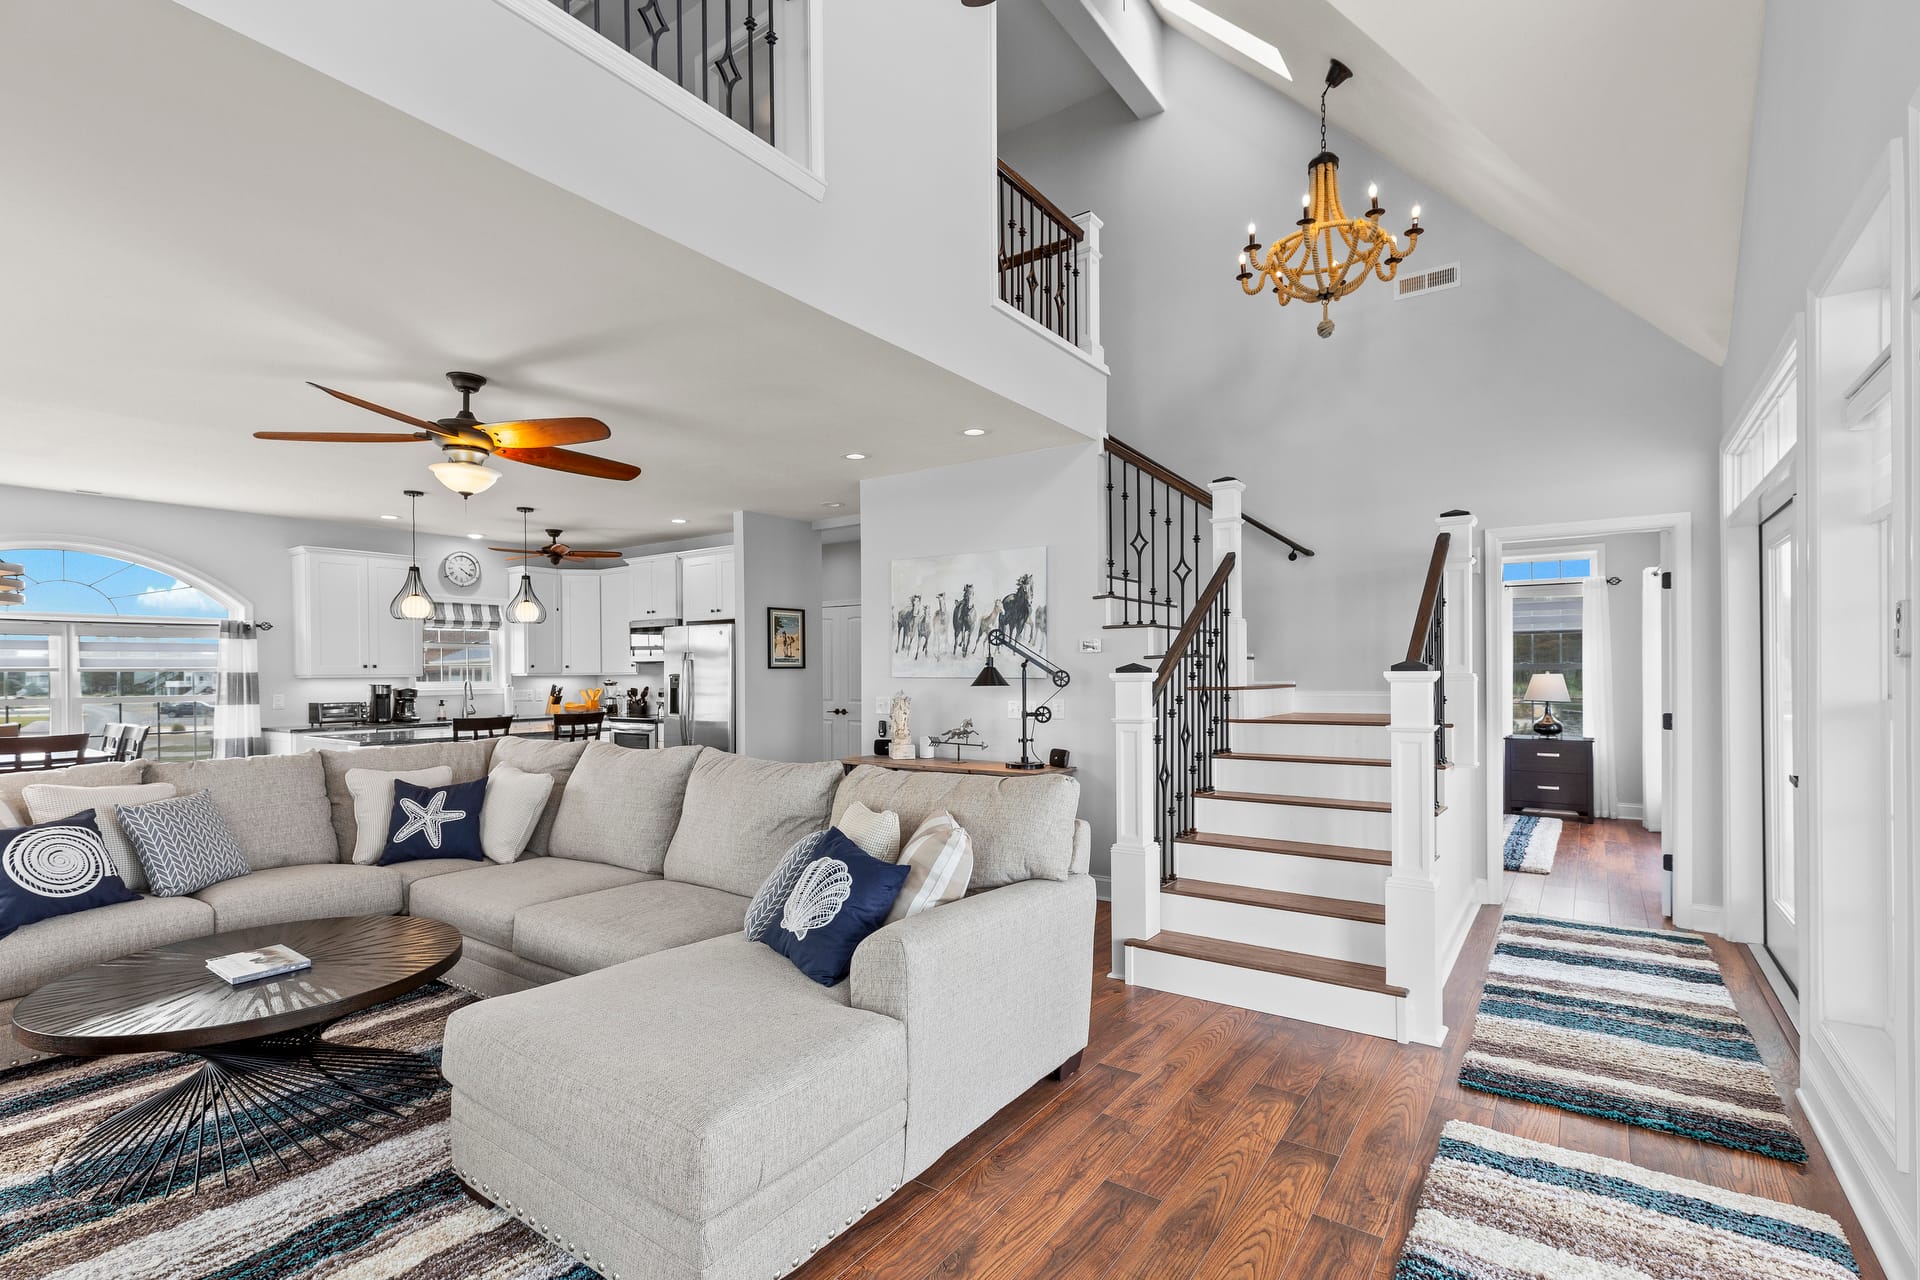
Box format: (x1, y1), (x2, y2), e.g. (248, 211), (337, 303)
(932, 719), (989, 761)
(888, 692), (915, 760)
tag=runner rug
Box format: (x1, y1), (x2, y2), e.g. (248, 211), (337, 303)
(0, 983), (599, 1280)
(1459, 914), (1808, 1162)
(1393, 1120), (1857, 1279)
(1500, 813), (1561, 874)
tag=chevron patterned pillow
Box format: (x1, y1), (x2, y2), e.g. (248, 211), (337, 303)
(117, 789), (253, 897)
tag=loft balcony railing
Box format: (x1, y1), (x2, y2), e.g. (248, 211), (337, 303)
(552, 0), (790, 150)
(997, 161), (1105, 362)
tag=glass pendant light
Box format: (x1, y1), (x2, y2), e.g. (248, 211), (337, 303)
(507, 505), (547, 624)
(390, 489), (437, 621)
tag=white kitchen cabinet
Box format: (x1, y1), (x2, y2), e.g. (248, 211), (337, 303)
(560, 572), (603, 676)
(598, 567), (633, 675)
(290, 548), (422, 678)
(629, 554), (680, 622)
(508, 566), (564, 677)
(679, 548), (735, 620)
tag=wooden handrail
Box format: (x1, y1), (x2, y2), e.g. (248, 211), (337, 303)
(1400, 532), (1452, 668)
(1155, 553), (1236, 695)
(999, 236), (1081, 272)
(1104, 436), (1316, 559)
(997, 160), (1086, 243)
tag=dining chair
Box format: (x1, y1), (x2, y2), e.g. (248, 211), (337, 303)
(0, 722), (21, 738)
(453, 716), (515, 741)
(552, 712), (605, 741)
(0, 733), (91, 773)
(116, 724), (153, 761)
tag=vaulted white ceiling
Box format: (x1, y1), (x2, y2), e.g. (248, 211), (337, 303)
(1150, 0), (1765, 363)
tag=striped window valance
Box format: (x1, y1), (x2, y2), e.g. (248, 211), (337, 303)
(428, 602), (503, 630)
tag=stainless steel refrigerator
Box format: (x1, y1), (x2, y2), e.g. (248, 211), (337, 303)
(663, 622), (735, 751)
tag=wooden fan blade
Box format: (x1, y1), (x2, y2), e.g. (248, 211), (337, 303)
(255, 431), (433, 443)
(485, 547), (525, 554)
(562, 550), (626, 559)
(484, 417), (611, 449)
(495, 446), (641, 481)
(308, 383), (455, 436)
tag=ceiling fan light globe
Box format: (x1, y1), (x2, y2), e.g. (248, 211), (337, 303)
(429, 459), (501, 496)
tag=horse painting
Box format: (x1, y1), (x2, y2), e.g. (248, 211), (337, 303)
(890, 548), (1046, 678)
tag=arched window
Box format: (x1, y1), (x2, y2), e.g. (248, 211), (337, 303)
(0, 548), (230, 619)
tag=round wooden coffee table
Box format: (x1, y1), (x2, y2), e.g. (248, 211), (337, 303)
(11, 913), (461, 1202)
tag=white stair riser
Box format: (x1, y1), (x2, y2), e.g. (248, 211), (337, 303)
(1159, 892), (1385, 966)
(1230, 722), (1387, 756)
(1125, 947), (1401, 1041)
(1175, 841), (1389, 902)
(1228, 687), (1297, 718)
(1196, 797), (1393, 848)
(1211, 757), (1391, 802)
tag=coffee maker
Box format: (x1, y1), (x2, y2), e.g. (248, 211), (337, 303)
(368, 684), (394, 724)
(392, 688), (419, 723)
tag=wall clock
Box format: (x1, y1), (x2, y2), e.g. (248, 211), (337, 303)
(441, 551), (483, 587)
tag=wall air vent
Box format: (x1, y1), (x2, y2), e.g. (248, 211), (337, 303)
(1394, 263), (1460, 299)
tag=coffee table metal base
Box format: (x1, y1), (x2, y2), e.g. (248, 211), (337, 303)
(56, 1024), (442, 1203)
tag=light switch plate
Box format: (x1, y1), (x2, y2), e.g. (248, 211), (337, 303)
(1007, 699), (1020, 719)
(1896, 599), (1912, 658)
(1080, 637), (1102, 653)
(270, 693), (285, 710)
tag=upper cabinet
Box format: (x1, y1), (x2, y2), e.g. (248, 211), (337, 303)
(679, 549), (735, 620)
(559, 572), (603, 675)
(598, 566), (633, 673)
(629, 554), (680, 622)
(512, 567), (640, 679)
(508, 566), (565, 678)
(290, 548), (422, 679)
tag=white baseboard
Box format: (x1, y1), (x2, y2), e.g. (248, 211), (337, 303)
(1093, 874), (1111, 902)
(1616, 802), (1645, 820)
(1674, 901), (1725, 938)
(1799, 1054), (1920, 1280)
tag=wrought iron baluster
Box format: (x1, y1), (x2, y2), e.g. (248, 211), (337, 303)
(764, 0), (778, 148)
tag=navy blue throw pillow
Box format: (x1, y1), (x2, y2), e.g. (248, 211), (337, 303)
(381, 777), (486, 865)
(0, 810), (140, 940)
(762, 828), (911, 986)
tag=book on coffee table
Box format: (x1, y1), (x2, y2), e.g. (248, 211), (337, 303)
(206, 945), (312, 985)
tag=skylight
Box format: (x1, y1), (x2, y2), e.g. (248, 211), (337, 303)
(1155, 0), (1292, 81)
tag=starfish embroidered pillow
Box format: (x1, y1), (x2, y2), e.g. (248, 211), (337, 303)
(381, 776), (487, 865)
(760, 828), (910, 986)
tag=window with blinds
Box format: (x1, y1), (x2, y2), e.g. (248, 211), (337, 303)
(0, 629), (56, 734)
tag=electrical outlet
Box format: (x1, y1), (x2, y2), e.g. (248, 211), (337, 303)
(876, 695), (890, 715)
(269, 693), (285, 710)
(1007, 699), (1020, 719)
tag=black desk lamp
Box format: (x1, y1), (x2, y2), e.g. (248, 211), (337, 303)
(972, 628), (1070, 770)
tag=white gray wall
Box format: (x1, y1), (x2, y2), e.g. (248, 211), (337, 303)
(821, 537), (860, 604)
(1723, 0), (1920, 421)
(861, 444), (1113, 877)
(734, 511), (824, 761)
(1000, 32), (1727, 905)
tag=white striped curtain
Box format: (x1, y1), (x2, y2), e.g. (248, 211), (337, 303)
(213, 620), (265, 759)
(429, 602), (503, 630)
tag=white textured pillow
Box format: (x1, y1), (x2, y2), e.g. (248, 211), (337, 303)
(25, 782), (179, 892)
(345, 766), (452, 865)
(480, 765), (554, 864)
(886, 811), (973, 923)
(836, 800), (901, 861)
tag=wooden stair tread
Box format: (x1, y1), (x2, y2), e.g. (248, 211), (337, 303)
(1180, 830), (1392, 866)
(1192, 682), (1297, 691)
(1214, 751), (1390, 767)
(1102, 621), (1176, 630)
(1126, 931), (1406, 996)
(1233, 712), (1390, 726)
(1198, 788), (1391, 814)
(1163, 878), (1385, 924)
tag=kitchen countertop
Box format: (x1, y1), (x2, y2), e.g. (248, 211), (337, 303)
(267, 714), (667, 736)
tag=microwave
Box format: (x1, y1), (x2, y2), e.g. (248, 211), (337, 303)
(629, 627), (667, 662)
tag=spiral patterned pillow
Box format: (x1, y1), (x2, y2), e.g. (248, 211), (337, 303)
(0, 810), (140, 941)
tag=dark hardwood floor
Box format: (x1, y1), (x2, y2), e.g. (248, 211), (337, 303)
(792, 818), (1886, 1279)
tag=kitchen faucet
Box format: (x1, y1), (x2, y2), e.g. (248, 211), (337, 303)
(461, 679), (477, 718)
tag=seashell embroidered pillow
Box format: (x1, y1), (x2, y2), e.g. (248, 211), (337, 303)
(760, 828), (911, 986)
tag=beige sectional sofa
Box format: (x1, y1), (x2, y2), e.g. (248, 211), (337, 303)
(0, 738), (1095, 1280)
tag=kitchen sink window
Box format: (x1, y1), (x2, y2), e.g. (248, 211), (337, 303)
(421, 625), (499, 687)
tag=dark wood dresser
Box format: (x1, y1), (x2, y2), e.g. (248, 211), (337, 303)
(1504, 736), (1594, 822)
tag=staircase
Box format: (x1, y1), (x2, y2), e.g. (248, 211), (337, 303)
(1102, 441), (1481, 1046)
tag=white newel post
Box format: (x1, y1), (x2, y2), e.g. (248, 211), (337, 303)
(1209, 478), (1250, 688)
(1384, 669), (1445, 1046)
(1109, 666), (1160, 980)
(1074, 212), (1104, 366)
(1435, 511), (1480, 770)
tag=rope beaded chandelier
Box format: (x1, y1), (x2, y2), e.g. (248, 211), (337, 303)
(1237, 59), (1426, 338)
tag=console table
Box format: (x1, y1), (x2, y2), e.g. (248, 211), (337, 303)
(1504, 735), (1595, 822)
(841, 755), (1077, 777)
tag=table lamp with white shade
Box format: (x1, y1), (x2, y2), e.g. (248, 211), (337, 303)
(1523, 672), (1571, 737)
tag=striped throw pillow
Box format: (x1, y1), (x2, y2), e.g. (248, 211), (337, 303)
(886, 811), (973, 923)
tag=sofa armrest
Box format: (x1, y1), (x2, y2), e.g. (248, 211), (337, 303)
(850, 873), (1096, 1177)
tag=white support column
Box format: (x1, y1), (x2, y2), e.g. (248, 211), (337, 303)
(1435, 510), (1480, 769)
(1209, 478), (1250, 688)
(1074, 212), (1105, 366)
(1385, 668), (1445, 1046)
(1109, 666), (1161, 980)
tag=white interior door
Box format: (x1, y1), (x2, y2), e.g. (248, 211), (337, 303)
(820, 604), (861, 760)
(1640, 567), (1665, 832)
(1760, 502), (1800, 989)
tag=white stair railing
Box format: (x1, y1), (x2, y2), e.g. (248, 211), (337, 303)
(1385, 667), (1444, 1044)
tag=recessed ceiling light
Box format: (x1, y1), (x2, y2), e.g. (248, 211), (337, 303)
(670, 518), (688, 524)
(962, 428), (988, 437)
(822, 501), (844, 508)
(380, 514), (400, 521)
(466, 532), (484, 540)
(844, 452), (867, 461)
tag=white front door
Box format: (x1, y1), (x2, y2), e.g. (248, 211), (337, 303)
(1760, 503), (1799, 989)
(820, 604), (861, 760)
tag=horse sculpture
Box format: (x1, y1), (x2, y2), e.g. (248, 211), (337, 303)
(951, 585), (976, 658)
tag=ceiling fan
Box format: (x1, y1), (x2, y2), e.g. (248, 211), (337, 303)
(490, 528), (627, 566)
(255, 371), (641, 495)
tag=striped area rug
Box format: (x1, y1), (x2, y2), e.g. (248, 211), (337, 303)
(0, 984), (599, 1280)
(1500, 814), (1561, 874)
(1460, 914), (1807, 1162)
(1394, 1120), (1858, 1279)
